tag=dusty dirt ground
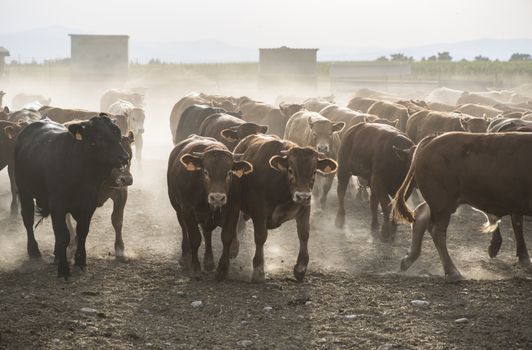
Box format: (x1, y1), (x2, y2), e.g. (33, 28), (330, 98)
(1, 101), (532, 349)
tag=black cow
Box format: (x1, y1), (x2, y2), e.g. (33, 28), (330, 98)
(174, 104), (242, 145)
(15, 115), (129, 279)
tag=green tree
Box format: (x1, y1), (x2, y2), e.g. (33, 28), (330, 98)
(474, 55), (490, 61)
(437, 51), (452, 61)
(509, 53), (531, 61)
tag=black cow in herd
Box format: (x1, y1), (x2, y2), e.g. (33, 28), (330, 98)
(0, 120), (26, 215)
(15, 115), (130, 279)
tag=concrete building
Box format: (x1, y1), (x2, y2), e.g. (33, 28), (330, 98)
(0, 47), (10, 75)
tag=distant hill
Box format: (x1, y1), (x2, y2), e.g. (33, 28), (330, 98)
(1, 26), (531, 63)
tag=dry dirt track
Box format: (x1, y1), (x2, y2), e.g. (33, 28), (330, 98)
(1, 107), (532, 349)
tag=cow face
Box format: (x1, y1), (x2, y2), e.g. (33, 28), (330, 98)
(68, 114), (130, 168)
(221, 123), (268, 143)
(180, 150), (253, 209)
(108, 131), (135, 187)
(307, 118), (345, 154)
(269, 147), (337, 206)
(279, 103), (304, 118)
(460, 117), (489, 133)
(128, 108), (145, 136)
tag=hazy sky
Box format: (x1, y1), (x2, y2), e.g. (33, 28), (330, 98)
(2, 0), (532, 48)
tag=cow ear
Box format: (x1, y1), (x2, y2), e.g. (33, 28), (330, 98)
(4, 126), (17, 140)
(332, 122), (345, 133)
(180, 154), (203, 171)
(317, 158), (337, 174)
(221, 128), (239, 142)
(68, 123), (85, 141)
(393, 119), (399, 128)
(3, 106), (9, 113)
(459, 118), (470, 131)
(127, 130), (135, 143)
(259, 125), (268, 134)
(269, 155), (288, 172)
(232, 160), (253, 178)
(392, 145), (412, 162)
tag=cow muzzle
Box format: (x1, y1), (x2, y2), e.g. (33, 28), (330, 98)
(208, 192), (227, 208)
(115, 171), (133, 187)
(317, 144), (329, 154)
(293, 191), (311, 205)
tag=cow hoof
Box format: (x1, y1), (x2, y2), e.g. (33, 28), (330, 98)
(334, 215), (345, 229)
(28, 247), (41, 259)
(204, 260), (215, 272)
(115, 247), (125, 259)
(400, 257), (413, 271)
(518, 257), (531, 266)
(445, 272), (463, 283)
(293, 266), (307, 282)
(251, 270), (265, 283)
(215, 266), (228, 282)
(190, 269), (202, 281)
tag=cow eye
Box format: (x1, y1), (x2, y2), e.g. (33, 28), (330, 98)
(203, 169), (209, 176)
(227, 170), (233, 177)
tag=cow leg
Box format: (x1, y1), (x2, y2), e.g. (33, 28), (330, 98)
(7, 165), (18, 216)
(428, 213), (462, 281)
(183, 212), (202, 279)
(50, 210), (71, 279)
(65, 214), (78, 262)
(401, 202), (429, 271)
(135, 134), (143, 162)
(251, 215), (268, 283)
(373, 180), (393, 242)
(20, 190), (40, 258)
(175, 206), (190, 268)
(319, 174), (334, 208)
(511, 214), (530, 265)
(202, 228), (215, 272)
(231, 211), (246, 259)
(111, 189), (127, 259)
(335, 166), (350, 228)
(216, 211), (239, 281)
(369, 188), (379, 232)
(73, 214), (92, 272)
(294, 206), (310, 282)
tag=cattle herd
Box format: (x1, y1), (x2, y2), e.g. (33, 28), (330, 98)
(1, 85), (532, 284)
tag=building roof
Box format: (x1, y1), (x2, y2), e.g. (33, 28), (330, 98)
(0, 47), (10, 56)
(69, 34), (129, 39)
(260, 46), (318, 52)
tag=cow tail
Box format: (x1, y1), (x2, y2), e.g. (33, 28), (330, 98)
(391, 135), (434, 223)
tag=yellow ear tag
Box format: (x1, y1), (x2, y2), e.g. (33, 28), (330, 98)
(75, 132), (83, 141)
(186, 163), (196, 171)
(324, 166), (332, 173)
(234, 169), (244, 178)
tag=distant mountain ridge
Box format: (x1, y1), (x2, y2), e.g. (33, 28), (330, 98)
(1, 26), (531, 63)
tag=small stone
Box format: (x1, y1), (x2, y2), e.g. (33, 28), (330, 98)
(344, 314), (359, 321)
(305, 301), (312, 306)
(251, 295), (257, 299)
(454, 317), (469, 323)
(191, 300), (203, 308)
(237, 340), (253, 347)
(80, 307), (98, 315)
(377, 344), (401, 350)
(52, 339), (60, 343)
(410, 300), (430, 307)
(297, 315), (304, 319)
(176, 291), (186, 298)
(240, 320), (248, 325)
(263, 306), (273, 311)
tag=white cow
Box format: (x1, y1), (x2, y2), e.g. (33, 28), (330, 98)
(109, 100), (145, 161)
(426, 87), (465, 106)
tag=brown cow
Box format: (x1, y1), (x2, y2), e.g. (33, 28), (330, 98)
(234, 134), (337, 282)
(100, 89), (144, 112)
(320, 105), (397, 137)
(454, 103), (502, 119)
(456, 92), (501, 106)
(335, 123), (415, 241)
(239, 99), (303, 137)
(427, 102), (456, 112)
(199, 112), (268, 150)
(284, 111), (345, 207)
(7, 109), (41, 124)
(167, 135), (253, 280)
(0, 120), (26, 214)
(393, 132), (532, 281)
(303, 98), (334, 113)
(169, 94), (211, 144)
(199, 93), (240, 112)
(40, 107), (129, 135)
(367, 101), (409, 131)
(395, 99), (429, 115)
(66, 131), (135, 259)
(406, 111), (488, 144)
(346, 97), (380, 113)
